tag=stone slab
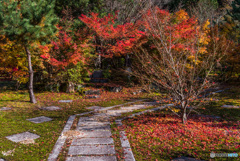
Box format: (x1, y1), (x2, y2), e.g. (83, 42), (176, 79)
(27, 116), (52, 123)
(77, 125), (111, 131)
(66, 156), (117, 161)
(78, 116), (109, 122)
(107, 109), (132, 114)
(123, 147), (135, 161)
(120, 131), (131, 148)
(59, 100), (73, 103)
(71, 137), (114, 145)
(120, 105), (146, 111)
(42, 106), (62, 111)
(142, 102), (158, 105)
(6, 132), (40, 143)
(86, 106), (103, 110)
(91, 115), (110, 122)
(221, 105), (239, 108)
(78, 117), (96, 122)
(106, 113), (122, 117)
(0, 107), (11, 111)
(75, 130), (112, 138)
(68, 145), (115, 155)
(78, 121), (110, 127)
(115, 119), (123, 126)
(172, 156), (203, 161)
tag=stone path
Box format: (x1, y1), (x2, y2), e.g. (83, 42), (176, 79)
(66, 113), (116, 160)
(65, 102), (168, 161)
(49, 100), (202, 161)
(47, 100), (150, 161)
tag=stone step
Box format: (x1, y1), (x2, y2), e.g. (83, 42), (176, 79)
(75, 130), (112, 138)
(76, 125), (111, 131)
(68, 145), (115, 155)
(66, 156), (117, 161)
(71, 138), (114, 145)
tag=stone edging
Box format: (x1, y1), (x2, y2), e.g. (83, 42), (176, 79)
(47, 111), (92, 161)
(47, 99), (146, 161)
(115, 104), (171, 161)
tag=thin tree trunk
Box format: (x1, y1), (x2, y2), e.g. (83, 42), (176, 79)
(182, 109), (187, 124)
(181, 101), (187, 124)
(25, 45), (37, 104)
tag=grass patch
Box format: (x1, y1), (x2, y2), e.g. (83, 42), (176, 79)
(0, 89), (143, 160)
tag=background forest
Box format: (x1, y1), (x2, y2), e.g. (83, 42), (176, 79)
(1, 0), (240, 122)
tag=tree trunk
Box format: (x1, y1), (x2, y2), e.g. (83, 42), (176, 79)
(182, 109), (187, 124)
(15, 81), (20, 91)
(25, 45), (37, 104)
(66, 82), (75, 93)
(181, 101), (187, 124)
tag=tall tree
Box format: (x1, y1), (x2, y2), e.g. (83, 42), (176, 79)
(131, 8), (227, 124)
(0, 0), (58, 103)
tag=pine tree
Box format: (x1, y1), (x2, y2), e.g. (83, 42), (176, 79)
(226, 0), (240, 42)
(0, 0), (58, 103)
(231, 0), (240, 31)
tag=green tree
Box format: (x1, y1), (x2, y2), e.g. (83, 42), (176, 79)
(0, 0), (58, 103)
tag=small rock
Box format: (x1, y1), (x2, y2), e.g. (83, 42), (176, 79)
(2, 149), (15, 156)
(110, 86), (123, 92)
(85, 90), (101, 95)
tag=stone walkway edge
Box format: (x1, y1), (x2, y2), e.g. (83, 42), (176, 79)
(115, 104), (170, 161)
(47, 99), (146, 161)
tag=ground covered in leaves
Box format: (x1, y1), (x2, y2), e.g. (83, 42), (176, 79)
(122, 86), (240, 161)
(123, 113), (240, 160)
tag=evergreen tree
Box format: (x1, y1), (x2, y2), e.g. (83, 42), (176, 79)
(0, 0), (58, 103)
(231, 0), (240, 35)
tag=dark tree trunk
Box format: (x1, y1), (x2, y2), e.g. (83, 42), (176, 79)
(25, 45), (37, 104)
